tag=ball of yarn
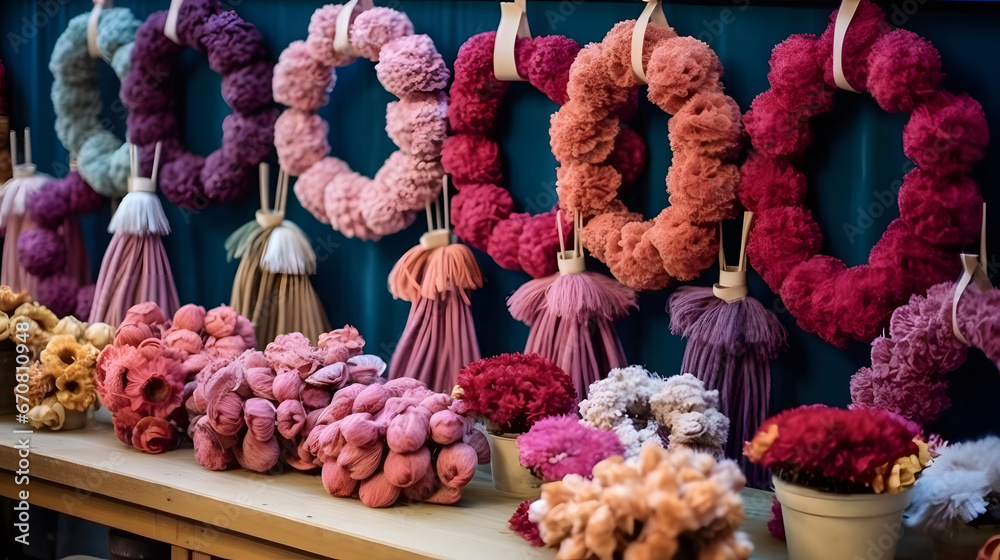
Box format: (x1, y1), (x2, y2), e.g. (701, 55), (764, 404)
(18, 228), (67, 277)
(37, 275), (79, 317)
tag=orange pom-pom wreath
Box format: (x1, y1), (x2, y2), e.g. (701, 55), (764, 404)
(551, 21), (743, 291)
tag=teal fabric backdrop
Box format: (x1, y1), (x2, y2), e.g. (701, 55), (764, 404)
(1, 0), (998, 448)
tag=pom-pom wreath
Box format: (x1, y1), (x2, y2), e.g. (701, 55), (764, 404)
(551, 20), (742, 291)
(444, 32), (646, 277)
(516, 415), (624, 482)
(744, 405), (930, 494)
(579, 366), (730, 460)
(740, 0), (986, 346)
(124, 4), (274, 209)
(905, 437), (1000, 534)
(95, 302), (256, 453)
(457, 353), (576, 434)
(50, 8), (140, 197)
(21, 171), (100, 316)
(850, 282), (1000, 425)
(277, 5), (449, 241)
(528, 445), (753, 559)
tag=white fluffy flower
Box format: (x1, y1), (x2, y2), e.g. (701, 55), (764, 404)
(906, 436), (1000, 534)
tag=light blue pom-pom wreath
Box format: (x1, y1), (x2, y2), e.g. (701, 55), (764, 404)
(49, 8), (139, 198)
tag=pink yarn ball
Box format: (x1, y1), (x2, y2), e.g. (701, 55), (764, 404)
(234, 434), (280, 472)
(350, 7), (414, 61)
(902, 91), (989, 175)
(274, 109), (330, 176)
(375, 35), (449, 98)
(746, 206), (823, 291)
(295, 157), (348, 223)
(304, 4), (357, 68)
(273, 40), (333, 111)
(173, 304), (207, 332)
(866, 30), (943, 113)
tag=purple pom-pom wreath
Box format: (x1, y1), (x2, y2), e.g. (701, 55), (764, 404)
(21, 171), (101, 314)
(739, 0), (986, 346)
(124, 3), (275, 209)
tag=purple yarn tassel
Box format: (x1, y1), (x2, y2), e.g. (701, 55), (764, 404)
(668, 286), (786, 488)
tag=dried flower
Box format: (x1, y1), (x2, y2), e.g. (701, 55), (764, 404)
(529, 444), (753, 560)
(457, 353), (576, 433)
(744, 405), (926, 493)
(906, 436), (1000, 533)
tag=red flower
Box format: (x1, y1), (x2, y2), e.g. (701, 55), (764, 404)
(457, 353), (576, 433)
(745, 405), (922, 491)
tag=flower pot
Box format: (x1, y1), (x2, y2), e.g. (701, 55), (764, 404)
(59, 409), (88, 431)
(773, 476), (912, 560)
(487, 433), (541, 497)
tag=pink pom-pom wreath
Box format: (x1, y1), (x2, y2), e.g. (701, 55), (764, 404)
(124, 4), (274, 209)
(739, 0), (986, 346)
(276, 5), (449, 240)
(552, 21), (742, 291)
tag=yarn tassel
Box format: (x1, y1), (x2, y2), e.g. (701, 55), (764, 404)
(508, 211), (635, 400)
(667, 212), (786, 489)
(0, 129), (51, 293)
(388, 180), (483, 394)
(230, 164), (330, 347)
(90, 143), (178, 325)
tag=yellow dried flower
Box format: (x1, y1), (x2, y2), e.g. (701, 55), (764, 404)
(9, 316), (51, 357)
(13, 302), (58, 330)
(41, 335), (91, 377)
(0, 311), (8, 342)
(26, 362), (56, 408)
(0, 286), (31, 313)
(55, 366), (97, 411)
(743, 423), (778, 463)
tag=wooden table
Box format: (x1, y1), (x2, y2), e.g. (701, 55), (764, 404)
(0, 417), (960, 560)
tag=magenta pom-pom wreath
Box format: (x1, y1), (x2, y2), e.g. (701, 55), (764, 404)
(444, 32), (646, 278)
(275, 5), (450, 241)
(850, 282), (1000, 425)
(739, 0), (987, 346)
(551, 21), (743, 291)
(123, 0), (275, 209)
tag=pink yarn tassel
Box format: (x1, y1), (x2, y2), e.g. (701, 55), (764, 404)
(667, 286), (786, 489)
(509, 270), (636, 400)
(388, 242), (483, 394)
(1, 213), (37, 294)
(90, 234), (179, 326)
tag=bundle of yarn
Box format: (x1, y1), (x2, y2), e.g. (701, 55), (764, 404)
(312, 376), (491, 507)
(95, 302), (256, 454)
(186, 328), (382, 473)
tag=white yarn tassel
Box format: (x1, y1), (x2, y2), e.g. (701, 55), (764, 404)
(260, 220), (316, 275)
(108, 190), (170, 236)
(110, 142), (169, 236)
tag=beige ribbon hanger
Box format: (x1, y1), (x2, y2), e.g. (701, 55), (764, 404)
(555, 209), (585, 275)
(164, 0), (184, 44)
(952, 203), (991, 344)
(420, 175), (452, 250)
(494, 0), (531, 81)
(255, 162), (288, 230)
(334, 0), (374, 56)
(11, 128), (36, 179)
(832, 0), (862, 93)
(631, 0), (669, 85)
(88, 0), (111, 58)
(713, 211), (754, 302)
(128, 141), (162, 194)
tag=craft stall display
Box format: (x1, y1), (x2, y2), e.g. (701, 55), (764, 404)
(0, 0), (997, 558)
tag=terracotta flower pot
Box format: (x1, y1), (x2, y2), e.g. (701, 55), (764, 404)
(773, 476), (912, 560)
(486, 433), (541, 497)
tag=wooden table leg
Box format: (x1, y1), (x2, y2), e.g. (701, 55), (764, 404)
(191, 553), (211, 560)
(171, 546), (189, 560)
